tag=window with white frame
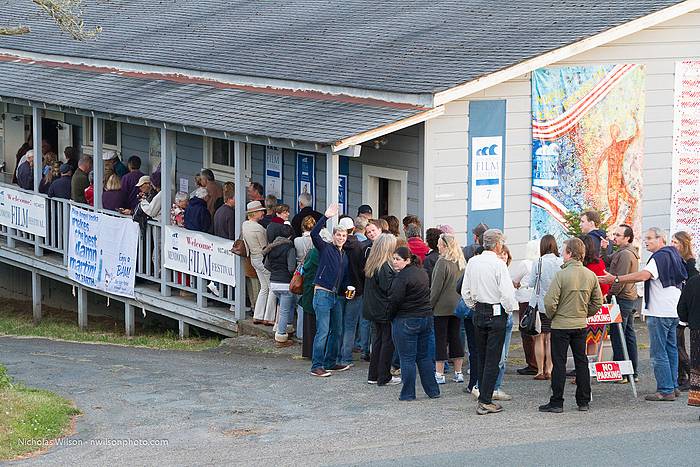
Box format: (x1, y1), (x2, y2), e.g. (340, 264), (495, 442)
(82, 117), (121, 154)
(203, 136), (251, 183)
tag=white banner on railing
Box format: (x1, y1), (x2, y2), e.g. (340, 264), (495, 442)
(0, 186), (46, 237)
(164, 225), (236, 287)
(68, 206), (139, 298)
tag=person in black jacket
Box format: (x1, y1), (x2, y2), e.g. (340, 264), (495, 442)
(310, 203), (350, 377)
(264, 224), (298, 347)
(677, 274), (700, 413)
(672, 231), (699, 390)
(389, 246), (440, 401)
(291, 192), (322, 238)
(423, 228), (442, 284)
(363, 234), (398, 385)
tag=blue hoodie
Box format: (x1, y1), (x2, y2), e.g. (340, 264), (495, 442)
(311, 216), (348, 293)
(644, 246), (688, 308)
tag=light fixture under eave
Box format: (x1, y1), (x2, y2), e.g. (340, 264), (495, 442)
(370, 136), (389, 150)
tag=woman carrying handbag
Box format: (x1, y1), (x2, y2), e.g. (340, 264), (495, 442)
(529, 235), (563, 380)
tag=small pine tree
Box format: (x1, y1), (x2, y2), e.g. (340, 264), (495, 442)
(564, 209), (610, 237)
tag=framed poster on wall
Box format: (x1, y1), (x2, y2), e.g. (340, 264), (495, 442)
(296, 152), (315, 209)
(338, 174), (348, 215)
(265, 146), (283, 201)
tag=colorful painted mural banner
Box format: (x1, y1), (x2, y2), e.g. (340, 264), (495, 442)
(67, 206), (139, 298)
(0, 186), (46, 237)
(530, 65), (645, 241)
(671, 60), (700, 254)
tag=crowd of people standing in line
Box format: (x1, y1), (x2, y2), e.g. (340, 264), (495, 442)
(12, 141), (700, 417)
(237, 192), (700, 417)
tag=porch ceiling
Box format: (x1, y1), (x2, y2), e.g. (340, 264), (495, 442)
(0, 57), (428, 149)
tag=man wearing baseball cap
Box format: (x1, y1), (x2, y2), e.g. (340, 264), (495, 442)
(102, 150), (127, 178)
(357, 205), (373, 220)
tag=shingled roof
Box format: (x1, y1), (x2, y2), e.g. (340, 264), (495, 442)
(0, 0), (688, 95)
(0, 57), (427, 146)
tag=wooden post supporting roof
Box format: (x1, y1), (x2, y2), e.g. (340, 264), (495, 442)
(31, 106), (43, 257)
(160, 128), (175, 296)
(233, 141), (246, 320)
(93, 117), (104, 210)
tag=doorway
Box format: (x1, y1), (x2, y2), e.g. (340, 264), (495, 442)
(362, 165), (408, 220)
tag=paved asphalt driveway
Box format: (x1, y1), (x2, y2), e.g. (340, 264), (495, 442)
(2, 334), (699, 466)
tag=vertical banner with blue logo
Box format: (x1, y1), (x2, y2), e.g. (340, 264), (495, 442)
(264, 146), (283, 201)
(467, 100), (506, 233)
(338, 175), (347, 215)
(338, 155), (349, 215)
(296, 152), (315, 209)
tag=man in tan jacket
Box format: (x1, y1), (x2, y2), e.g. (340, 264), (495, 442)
(539, 237), (603, 413)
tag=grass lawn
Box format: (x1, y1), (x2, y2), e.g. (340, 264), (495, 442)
(0, 304), (222, 351)
(0, 365), (80, 461)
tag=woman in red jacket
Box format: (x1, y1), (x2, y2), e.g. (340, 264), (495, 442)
(581, 235), (610, 356)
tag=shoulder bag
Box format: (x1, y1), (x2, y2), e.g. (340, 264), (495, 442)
(520, 258), (542, 336)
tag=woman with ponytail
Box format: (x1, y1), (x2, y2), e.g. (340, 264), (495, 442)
(388, 246), (440, 401)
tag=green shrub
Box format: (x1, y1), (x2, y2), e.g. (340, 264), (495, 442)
(0, 364), (12, 389)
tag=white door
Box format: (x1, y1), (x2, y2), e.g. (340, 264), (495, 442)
(2, 113), (27, 179)
(361, 165), (408, 220)
(57, 122), (73, 159)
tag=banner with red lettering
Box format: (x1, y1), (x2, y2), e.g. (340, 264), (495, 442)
(671, 60), (700, 253)
(163, 225), (236, 286)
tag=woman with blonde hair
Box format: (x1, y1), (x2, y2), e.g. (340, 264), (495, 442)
(363, 234), (400, 385)
(430, 233), (467, 384)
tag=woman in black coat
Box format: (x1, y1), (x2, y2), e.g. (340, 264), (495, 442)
(672, 231), (699, 390)
(363, 234), (398, 386)
(677, 274), (700, 416)
(388, 246), (440, 401)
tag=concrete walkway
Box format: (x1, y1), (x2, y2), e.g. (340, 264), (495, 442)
(2, 334), (699, 466)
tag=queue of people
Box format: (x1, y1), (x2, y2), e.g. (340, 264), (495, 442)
(14, 144), (699, 419)
(235, 196), (699, 418)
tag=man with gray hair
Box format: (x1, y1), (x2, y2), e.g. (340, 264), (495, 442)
(291, 192), (322, 238)
(461, 229), (518, 415)
(600, 227), (687, 401)
(71, 155), (93, 204)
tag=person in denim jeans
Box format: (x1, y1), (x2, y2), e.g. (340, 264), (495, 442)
(309, 204), (350, 377)
(339, 217), (370, 366)
(263, 224), (298, 347)
(606, 224), (641, 381)
(600, 227), (687, 401)
(461, 229), (518, 415)
(388, 247), (439, 401)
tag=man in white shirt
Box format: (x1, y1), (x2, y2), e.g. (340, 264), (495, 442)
(600, 227), (687, 401)
(461, 229), (518, 415)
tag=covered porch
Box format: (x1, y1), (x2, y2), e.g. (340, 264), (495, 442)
(0, 54), (439, 337)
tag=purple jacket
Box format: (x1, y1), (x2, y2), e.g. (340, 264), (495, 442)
(102, 189), (126, 212)
(121, 170), (144, 210)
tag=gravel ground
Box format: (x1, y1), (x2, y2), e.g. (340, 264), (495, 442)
(2, 329), (699, 466)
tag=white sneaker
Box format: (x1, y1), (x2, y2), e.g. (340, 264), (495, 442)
(435, 372), (446, 384)
(453, 372), (464, 383)
(493, 389), (512, 401)
(471, 387), (480, 400)
(386, 376), (402, 386)
(207, 282), (220, 297)
(367, 380), (378, 384)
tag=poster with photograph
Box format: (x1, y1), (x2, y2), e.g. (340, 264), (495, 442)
(296, 152), (315, 209)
